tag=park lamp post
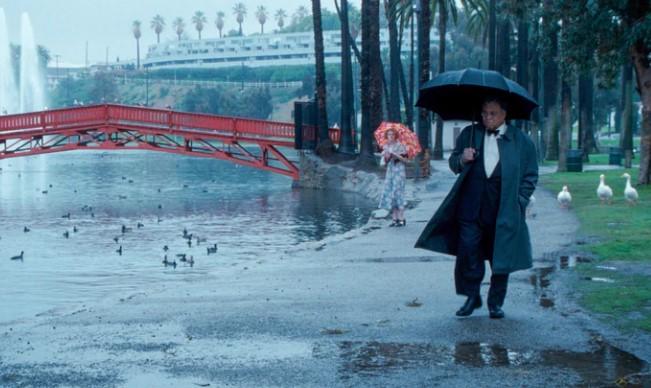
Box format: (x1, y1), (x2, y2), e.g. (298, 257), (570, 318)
(145, 66), (149, 106)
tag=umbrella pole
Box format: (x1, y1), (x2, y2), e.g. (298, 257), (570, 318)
(470, 113), (476, 157)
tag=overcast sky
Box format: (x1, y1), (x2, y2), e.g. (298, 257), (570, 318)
(1, 0), (362, 66)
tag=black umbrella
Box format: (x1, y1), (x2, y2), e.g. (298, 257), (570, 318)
(416, 68), (538, 121)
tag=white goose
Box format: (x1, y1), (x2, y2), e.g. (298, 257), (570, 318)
(621, 173), (639, 205)
(597, 174), (613, 204)
(557, 186), (572, 208)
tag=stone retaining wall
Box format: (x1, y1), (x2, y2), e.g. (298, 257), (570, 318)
(293, 153), (385, 203)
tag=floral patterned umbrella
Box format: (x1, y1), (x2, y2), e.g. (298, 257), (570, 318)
(374, 121), (422, 159)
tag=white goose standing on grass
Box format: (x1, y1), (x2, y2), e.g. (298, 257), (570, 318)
(557, 186), (572, 208)
(621, 172), (639, 205)
(597, 174), (613, 204)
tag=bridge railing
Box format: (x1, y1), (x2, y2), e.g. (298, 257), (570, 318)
(0, 104), (341, 146)
(0, 106), (107, 133)
(105, 104), (297, 140)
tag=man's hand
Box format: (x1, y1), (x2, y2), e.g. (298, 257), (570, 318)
(462, 148), (476, 164)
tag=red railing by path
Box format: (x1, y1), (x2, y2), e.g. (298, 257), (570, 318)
(0, 104), (342, 179)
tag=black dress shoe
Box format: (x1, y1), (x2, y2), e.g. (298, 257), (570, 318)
(488, 305), (505, 319)
(456, 295), (482, 317)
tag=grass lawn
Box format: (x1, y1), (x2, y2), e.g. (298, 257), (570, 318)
(540, 168), (651, 331)
(541, 152), (635, 167)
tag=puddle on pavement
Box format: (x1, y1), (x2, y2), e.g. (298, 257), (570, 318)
(337, 339), (649, 385)
(529, 254), (597, 309)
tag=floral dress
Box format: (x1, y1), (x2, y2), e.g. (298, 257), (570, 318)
(379, 141), (407, 210)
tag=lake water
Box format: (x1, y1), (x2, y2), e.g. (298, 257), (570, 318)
(0, 151), (374, 324)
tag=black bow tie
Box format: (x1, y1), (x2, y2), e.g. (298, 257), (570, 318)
(487, 129), (499, 136)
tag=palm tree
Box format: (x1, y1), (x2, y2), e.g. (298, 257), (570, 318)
(620, 65), (634, 168)
(578, 71), (598, 160)
(359, 0), (382, 166)
(384, 0), (402, 122)
(233, 3), (247, 36)
(150, 15), (165, 44)
(294, 6), (310, 23)
(557, 9), (572, 172)
(132, 20), (142, 69)
(275, 9), (287, 30)
(311, 0), (333, 156)
(488, 0), (496, 70)
(215, 11), (225, 38)
(416, 0), (431, 166)
(173, 17), (185, 41)
(338, 0), (355, 153)
(542, 0), (559, 161)
(256, 6), (268, 34)
(192, 11), (207, 40)
(429, 0), (482, 160)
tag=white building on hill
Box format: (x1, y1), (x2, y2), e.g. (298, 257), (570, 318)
(144, 28), (440, 70)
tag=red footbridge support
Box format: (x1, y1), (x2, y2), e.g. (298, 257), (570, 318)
(0, 104), (341, 180)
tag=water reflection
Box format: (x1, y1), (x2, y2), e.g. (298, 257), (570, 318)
(337, 339), (648, 384)
(0, 151), (374, 323)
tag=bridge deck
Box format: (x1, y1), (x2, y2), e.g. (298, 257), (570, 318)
(0, 104), (340, 179)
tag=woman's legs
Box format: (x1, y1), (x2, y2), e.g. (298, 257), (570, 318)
(390, 207), (399, 226)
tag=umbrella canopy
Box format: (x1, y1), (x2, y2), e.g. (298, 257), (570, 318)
(374, 122), (422, 159)
(416, 68), (538, 121)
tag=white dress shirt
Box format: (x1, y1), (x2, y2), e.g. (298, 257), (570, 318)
(484, 123), (506, 178)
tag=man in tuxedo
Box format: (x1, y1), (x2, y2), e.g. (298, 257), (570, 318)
(415, 96), (538, 319)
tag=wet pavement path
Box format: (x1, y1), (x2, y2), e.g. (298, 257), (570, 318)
(1, 160), (649, 387)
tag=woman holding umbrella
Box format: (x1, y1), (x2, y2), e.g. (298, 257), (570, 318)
(376, 122), (421, 227)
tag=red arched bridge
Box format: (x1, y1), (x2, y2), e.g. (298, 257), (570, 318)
(0, 104), (342, 180)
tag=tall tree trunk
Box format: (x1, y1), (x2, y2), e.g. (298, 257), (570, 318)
(136, 39), (140, 69)
(417, 0), (431, 173)
(516, 19), (529, 137)
(358, 0), (382, 166)
(488, 0), (497, 70)
(579, 72), (597, 159)
(382, 61), (391, 118)
(312, 0), (334, 156)
(530, 21), (542, 160)
(630, 38), (651, 183)
(558, 79), (571, 172)
(620, 63), (633, 168)
(543, 0), (559, 161)
(546, 108), (560, 161)
(615, 67), (625, 136)
(517, 20), (528, 94)
(409, 12), (415, 130)
(398, 58), (412, 127)
(432, 0), (445, 160)
(497, 19), (511, 76)
(339, 0), (355, 153)
(385, 0), (401, 122)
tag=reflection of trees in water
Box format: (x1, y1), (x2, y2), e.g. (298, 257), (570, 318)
(292, 188), (369, 242)
(5, 152), (371, 242)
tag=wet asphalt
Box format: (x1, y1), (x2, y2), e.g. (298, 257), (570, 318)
(1, 160), (649, 387)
